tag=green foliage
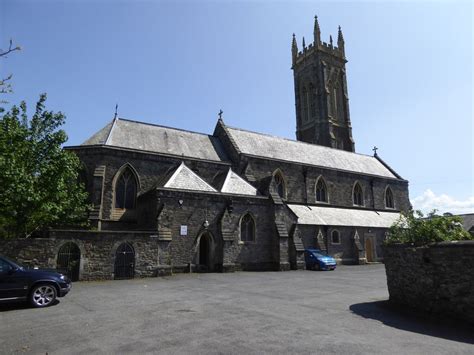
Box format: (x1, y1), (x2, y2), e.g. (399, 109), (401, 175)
(0, 94), (90, 238)
(385, 210), (473, 245)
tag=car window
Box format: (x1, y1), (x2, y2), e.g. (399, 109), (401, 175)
(0, 259), (12, 273)
(1, 256), (22, 269)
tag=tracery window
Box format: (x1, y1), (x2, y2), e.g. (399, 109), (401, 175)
(115, 168), (137, 209)
(240, 214), (256, 242)
(385, 187), (394, 209)
(353, 182), (364, 206)
(274, 172), (286, 199)
(331, 230), (340, 244)
(315, 177), (328, 203)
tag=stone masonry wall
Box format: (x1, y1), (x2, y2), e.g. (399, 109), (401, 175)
(0, 231), (169, 280)
(383, 242), (474, 324)
(154, 189), (279, 272)
(240, 156), (410, 212)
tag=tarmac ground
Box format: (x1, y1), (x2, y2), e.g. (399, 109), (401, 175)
(1, 264), (473, 354)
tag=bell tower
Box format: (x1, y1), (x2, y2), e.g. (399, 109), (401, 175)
(292, 16), (355, 152)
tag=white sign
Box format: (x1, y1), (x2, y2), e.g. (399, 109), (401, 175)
(180, 225), (188, 236)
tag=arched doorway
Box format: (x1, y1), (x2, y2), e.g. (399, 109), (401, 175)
(114, 243), (135, 280)
(57, 242), (81, 281)
(365, 237), (375, 262)
(197, 233), (213, 272)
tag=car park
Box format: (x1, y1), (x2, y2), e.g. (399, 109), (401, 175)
(0, 255), (72, 307)
(304, 249), (337, 271)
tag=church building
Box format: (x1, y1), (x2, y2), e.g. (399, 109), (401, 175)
(2, 17), (410, 280)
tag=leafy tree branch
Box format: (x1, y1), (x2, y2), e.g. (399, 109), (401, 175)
(0, 94), (90, 238)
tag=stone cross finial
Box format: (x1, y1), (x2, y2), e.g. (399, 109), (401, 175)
(372, 146), (378, 156)
(114, 104), (118, 119)
(218, 109), (223, 120)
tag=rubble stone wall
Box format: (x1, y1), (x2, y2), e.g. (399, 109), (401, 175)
(383, 242), (474, 324)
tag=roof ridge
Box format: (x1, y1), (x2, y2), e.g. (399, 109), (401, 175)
(225, 124), (376, 159)
(117, 117), (214, 138)
(105, 117), (118, 145)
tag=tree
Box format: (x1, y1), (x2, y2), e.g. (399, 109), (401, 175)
(1, 39), (21, 112)
(385, 209), (473, 245)
(0, 94), (90, 238)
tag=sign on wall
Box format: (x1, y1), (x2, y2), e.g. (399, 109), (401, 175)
(180, 225), (188, 236)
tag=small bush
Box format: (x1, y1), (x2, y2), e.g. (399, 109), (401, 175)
(385, 210), (473, 245)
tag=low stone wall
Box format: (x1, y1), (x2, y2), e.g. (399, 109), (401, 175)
(0, 230), (172, 280)
(383, 241), (474, 324)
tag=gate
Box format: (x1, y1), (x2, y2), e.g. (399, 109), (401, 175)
(114, 243), (135, 280)
(57, 242), (81, 281)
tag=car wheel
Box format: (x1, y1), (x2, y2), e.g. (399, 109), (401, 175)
(314, 263), (321, 271)
(30, 284), (57, 308)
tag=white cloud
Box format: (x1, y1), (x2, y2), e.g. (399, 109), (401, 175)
(411, 189), (474, 215)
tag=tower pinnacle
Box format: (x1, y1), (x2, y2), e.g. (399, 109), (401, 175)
(313, 15), (321, 46)
(291, 33), (298, 66)
(337, 25), (345, 56)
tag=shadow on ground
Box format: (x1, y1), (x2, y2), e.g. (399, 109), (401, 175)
(0, 299), (60, 312)
(350, 301), (474, 344)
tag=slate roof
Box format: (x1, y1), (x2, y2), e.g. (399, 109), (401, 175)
(220, 169), (258, 196)
(81, 118), (229, 162)
(225, 126), (397, 178)
(456, 213), (474, 232)
(288, 204), (401, 228)
(163, 163), (217, 192)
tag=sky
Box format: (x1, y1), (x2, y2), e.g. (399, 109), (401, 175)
(1, 0), (473, 214)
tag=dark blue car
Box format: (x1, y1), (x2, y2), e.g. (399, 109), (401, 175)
(304, 249), (337, 271)
(0, 255), (72, 307)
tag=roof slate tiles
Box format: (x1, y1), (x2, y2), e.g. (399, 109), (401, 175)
(220, 169), (258, 196)
(226, 126), (397, 178)
(163, 163), (217, 192)
(288, 204), (401, 228)
(82, 118), (229, 162)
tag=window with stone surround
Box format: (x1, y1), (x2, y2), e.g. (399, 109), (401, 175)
(331, 230), (341, 244)
(273, 171), (286, 199)
(315, 176), (328, 203)
(240, 213), (256, 242)
(353, 182), (364, 206)
(385, 186), (394, 209)
(114, 168), (137, 209)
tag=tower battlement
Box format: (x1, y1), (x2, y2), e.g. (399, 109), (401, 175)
(292, 16), (354, 152)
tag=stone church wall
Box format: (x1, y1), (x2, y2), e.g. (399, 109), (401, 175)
(297, 224), (388, 264)
(240, 156), (410, 211)
(73, 147), (231, 223)
(153, 189), (279, 272)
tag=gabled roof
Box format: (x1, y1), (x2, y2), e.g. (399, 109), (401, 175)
(81, 118), (229, 162)
(163, 162), (217, 192)
(455, 213), (474, 232)
(220, 168), (258, 196)
(224, 125), (398, 179)
(288, 204), (401, 228)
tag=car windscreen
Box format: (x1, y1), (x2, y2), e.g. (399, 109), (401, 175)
(1, 256), (24, 269)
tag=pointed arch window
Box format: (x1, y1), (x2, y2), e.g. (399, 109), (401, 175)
(274, 171), (286, 199)
(353, 182), (364, 206)
(240, 214), (256, 242)
(315, 177), (328, 203)
(115, 168), (137, 209)
(385, 187), (394, 209)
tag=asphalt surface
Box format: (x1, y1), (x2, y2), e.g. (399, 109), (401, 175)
(1, 264), (473, 354)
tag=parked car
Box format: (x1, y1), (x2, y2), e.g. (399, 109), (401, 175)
(304, 249), (337, 271)
(0, 255), (72, 307)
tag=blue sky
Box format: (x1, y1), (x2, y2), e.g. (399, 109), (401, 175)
(1, 0), (473, 214)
